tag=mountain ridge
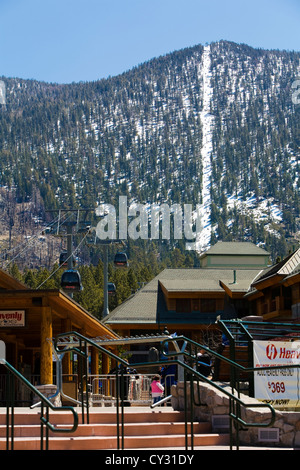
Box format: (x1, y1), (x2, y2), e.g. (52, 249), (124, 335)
(0, 40), (299, 265)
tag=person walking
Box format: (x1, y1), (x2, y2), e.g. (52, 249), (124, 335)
(150, 374), (164, 405)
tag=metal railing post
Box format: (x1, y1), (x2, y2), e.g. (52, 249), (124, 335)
(51, 330), (296, 451)
(3, 360), (78, 451)
(6, 370), (15, 450)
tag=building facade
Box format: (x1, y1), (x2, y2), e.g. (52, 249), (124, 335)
(246, 248), (300, 321)
(0, 268), (118, 399)
(103, 242), (271, 362)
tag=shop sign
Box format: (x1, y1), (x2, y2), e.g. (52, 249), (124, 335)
(0, 310), (25, 327)
(253, 340), (300, 408)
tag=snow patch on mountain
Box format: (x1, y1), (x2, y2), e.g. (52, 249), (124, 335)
(196, 44), (214, 253)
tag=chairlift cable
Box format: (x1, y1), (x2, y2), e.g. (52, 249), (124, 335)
(0, 212), (61, 261)
(36, 230), (90, 289)
(1, 211), (73, 269)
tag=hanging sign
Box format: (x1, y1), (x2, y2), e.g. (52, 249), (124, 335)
(0, 310), (25, 327)
(253, 340), (300, 408)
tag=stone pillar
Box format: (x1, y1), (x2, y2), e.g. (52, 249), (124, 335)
(34, 384), (61, 407)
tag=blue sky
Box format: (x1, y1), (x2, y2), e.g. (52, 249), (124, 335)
(0, 0), (299, 84)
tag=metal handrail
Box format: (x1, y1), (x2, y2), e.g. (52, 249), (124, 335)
(158, 335), (300, 449)
(160, 334), (300, 380)
(52, 330), (300, 450)
(134, 356), (276, 450)
(2, 360), (78, 450)
(54, 330), (130, 449)
(1, 329), (289, 451)
(216, 319), (300, 395)
(53, 331), (279, 450)
(150, 394), (172, 408)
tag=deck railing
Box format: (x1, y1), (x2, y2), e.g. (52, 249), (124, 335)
(53, 331), (279, 450)
(3, 329), (299, 450)
(1, 360), (78, 450)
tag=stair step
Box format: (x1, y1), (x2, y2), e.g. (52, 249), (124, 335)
(0, 433), (229, 450)
(0, 407), (230, 450)
(0, 421), (211, 438)
(0, 409), (188, 425)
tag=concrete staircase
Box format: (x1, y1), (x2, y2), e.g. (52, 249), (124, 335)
(0, 407), (230, 450)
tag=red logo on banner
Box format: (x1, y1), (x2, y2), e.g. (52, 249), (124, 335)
(266, 344), (277, 360)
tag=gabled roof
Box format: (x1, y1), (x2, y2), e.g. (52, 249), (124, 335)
(252, 248), (300, 287)
(104, 267), (262, 326)
(218, 269), (264, 297)
(0, 268), (28, 290)
(159, 268), (260, 293)
(199, 241), (270, 257)
(104, 273), (162, 325)
(0, 268), (118, 340)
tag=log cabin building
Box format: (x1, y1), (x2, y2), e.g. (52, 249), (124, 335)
(0, 268), (118, 402)
(1, 241), (299, 402)
(104, 243), (300, 362)
(246, 247), (300, 321)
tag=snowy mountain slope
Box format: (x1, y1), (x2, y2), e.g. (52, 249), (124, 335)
(207, 41), (300, 257)
(194, 44), (214, 252)
(0, 40), (299, 261)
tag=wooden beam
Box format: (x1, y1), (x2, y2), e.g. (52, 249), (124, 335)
(102, 353), (110, 374)
(40, 307), (53, 385)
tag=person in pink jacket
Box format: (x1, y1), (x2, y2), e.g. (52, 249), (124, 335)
(150, 374), (164, 404)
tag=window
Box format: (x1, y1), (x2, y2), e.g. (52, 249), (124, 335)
(176, 299), (191, 313)
(200, 299), (216, 313)
(175, 298), (217, 313)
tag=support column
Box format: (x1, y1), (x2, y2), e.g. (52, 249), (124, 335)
(102, 244), (109, 318)
(62, 318), (72, 380)
(102, 353), (110, 374)
(91, 347), (99, 375)
(91, 347), (99, 394)
(40, 307), (53, 385)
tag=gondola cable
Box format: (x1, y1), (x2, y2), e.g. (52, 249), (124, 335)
(1, 211), (73, 269)
(36, 230), (90, 290)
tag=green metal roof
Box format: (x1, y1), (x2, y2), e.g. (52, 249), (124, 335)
(159, 268), (261, 292)
(104, 267), (262, 326)
(200, 241), (270, 257)
(250, 247), (300, 286)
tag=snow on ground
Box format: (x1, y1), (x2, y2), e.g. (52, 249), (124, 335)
(227, 194), (283, 223)
(192, 45), (284, 253)
(194, 44), (214, 253)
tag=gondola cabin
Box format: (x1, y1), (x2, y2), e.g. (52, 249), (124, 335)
(108, 282), (116, 295)
(59, 251), (76, 267)
(114, 252), (128, 268)
(61, 269), (83, 292)
(59, 251), (68, 266)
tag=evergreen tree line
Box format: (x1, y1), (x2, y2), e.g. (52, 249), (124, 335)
(7, 242), (198, 318)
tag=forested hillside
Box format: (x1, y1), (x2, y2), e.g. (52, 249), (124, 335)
(0, 40), (299, 270)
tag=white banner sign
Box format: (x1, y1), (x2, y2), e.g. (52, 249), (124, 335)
(253, 340), (300, 408)
(0, 310), (25, 327)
